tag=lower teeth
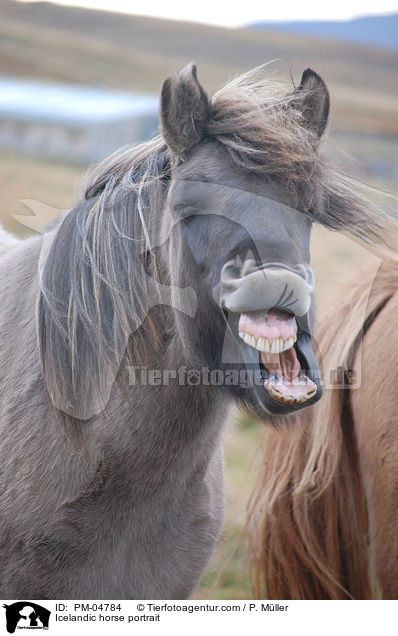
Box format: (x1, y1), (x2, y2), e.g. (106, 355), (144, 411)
(264, 373), (317, 404)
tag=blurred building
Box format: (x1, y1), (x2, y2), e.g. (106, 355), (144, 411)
(0, 78), (159, 164)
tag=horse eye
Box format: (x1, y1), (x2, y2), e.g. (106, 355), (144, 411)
(173, 204), (186, 212)
(173, 203), (197, 215)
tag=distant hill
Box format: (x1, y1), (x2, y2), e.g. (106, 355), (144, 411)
(1, 0), (398, 134)
(250, 14), (398, 50)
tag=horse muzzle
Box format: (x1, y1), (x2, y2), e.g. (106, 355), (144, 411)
(216, 258), (322, 415)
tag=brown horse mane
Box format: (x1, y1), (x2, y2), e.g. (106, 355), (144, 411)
(248, 253), (398, 599)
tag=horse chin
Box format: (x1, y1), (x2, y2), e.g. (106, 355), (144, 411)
(225, 310), (323, 417)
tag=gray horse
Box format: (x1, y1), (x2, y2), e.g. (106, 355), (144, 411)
(0, 64), (383, 599)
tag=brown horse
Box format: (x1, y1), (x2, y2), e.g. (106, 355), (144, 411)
(249, 253), (398, 599)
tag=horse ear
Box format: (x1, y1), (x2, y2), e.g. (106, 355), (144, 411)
(159, 63), (210, 157)
(293, 68), (330, 138)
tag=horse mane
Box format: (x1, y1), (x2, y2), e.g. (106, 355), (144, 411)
(248, 254), (398, 599)
(38, 138), (171, 423)
(38, 65), (393, 425)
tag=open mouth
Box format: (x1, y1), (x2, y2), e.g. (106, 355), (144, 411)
(238, 308), (317, 405)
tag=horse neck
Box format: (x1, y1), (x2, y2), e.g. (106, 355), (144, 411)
(92, 327), (230, 500)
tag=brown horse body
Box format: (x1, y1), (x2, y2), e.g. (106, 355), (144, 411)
(250, 255), (398, 599)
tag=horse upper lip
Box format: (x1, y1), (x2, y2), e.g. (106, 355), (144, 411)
(218, 261), (313, 317)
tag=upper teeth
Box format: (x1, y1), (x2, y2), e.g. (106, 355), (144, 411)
(238, 332), (295, 354)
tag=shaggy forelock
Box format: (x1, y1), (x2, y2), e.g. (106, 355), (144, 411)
(208, 68), (318, 183)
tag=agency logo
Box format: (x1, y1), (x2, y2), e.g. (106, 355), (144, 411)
(3, 603), (50, 633)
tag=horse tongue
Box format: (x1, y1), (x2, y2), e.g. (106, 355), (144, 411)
(261, 348), (317, 404)
(261, 348), (300, 382)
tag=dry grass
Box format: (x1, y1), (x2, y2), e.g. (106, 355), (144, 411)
(0, 152), (84, 237)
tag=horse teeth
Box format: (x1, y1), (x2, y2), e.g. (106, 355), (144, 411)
(239, 331), (256, 348)
(243, 332), (256, 348)
(254, 337), (269, 353)
(238, 331), (296, 355)
(282, 337), (295, 352)
(270, 339), (279, 354)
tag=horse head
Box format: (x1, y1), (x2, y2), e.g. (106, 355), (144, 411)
(158, 64), (329, 416)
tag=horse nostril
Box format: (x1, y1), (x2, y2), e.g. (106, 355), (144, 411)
(223, 259), (240, 272)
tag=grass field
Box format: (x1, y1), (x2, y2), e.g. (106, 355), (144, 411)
(1, 0), (397, 599)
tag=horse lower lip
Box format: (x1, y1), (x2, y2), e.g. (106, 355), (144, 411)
(259, 340), (317, 403)
(264, 373), (317, 404)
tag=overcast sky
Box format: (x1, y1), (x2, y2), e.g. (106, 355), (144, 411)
(17, 0), (398, 26)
